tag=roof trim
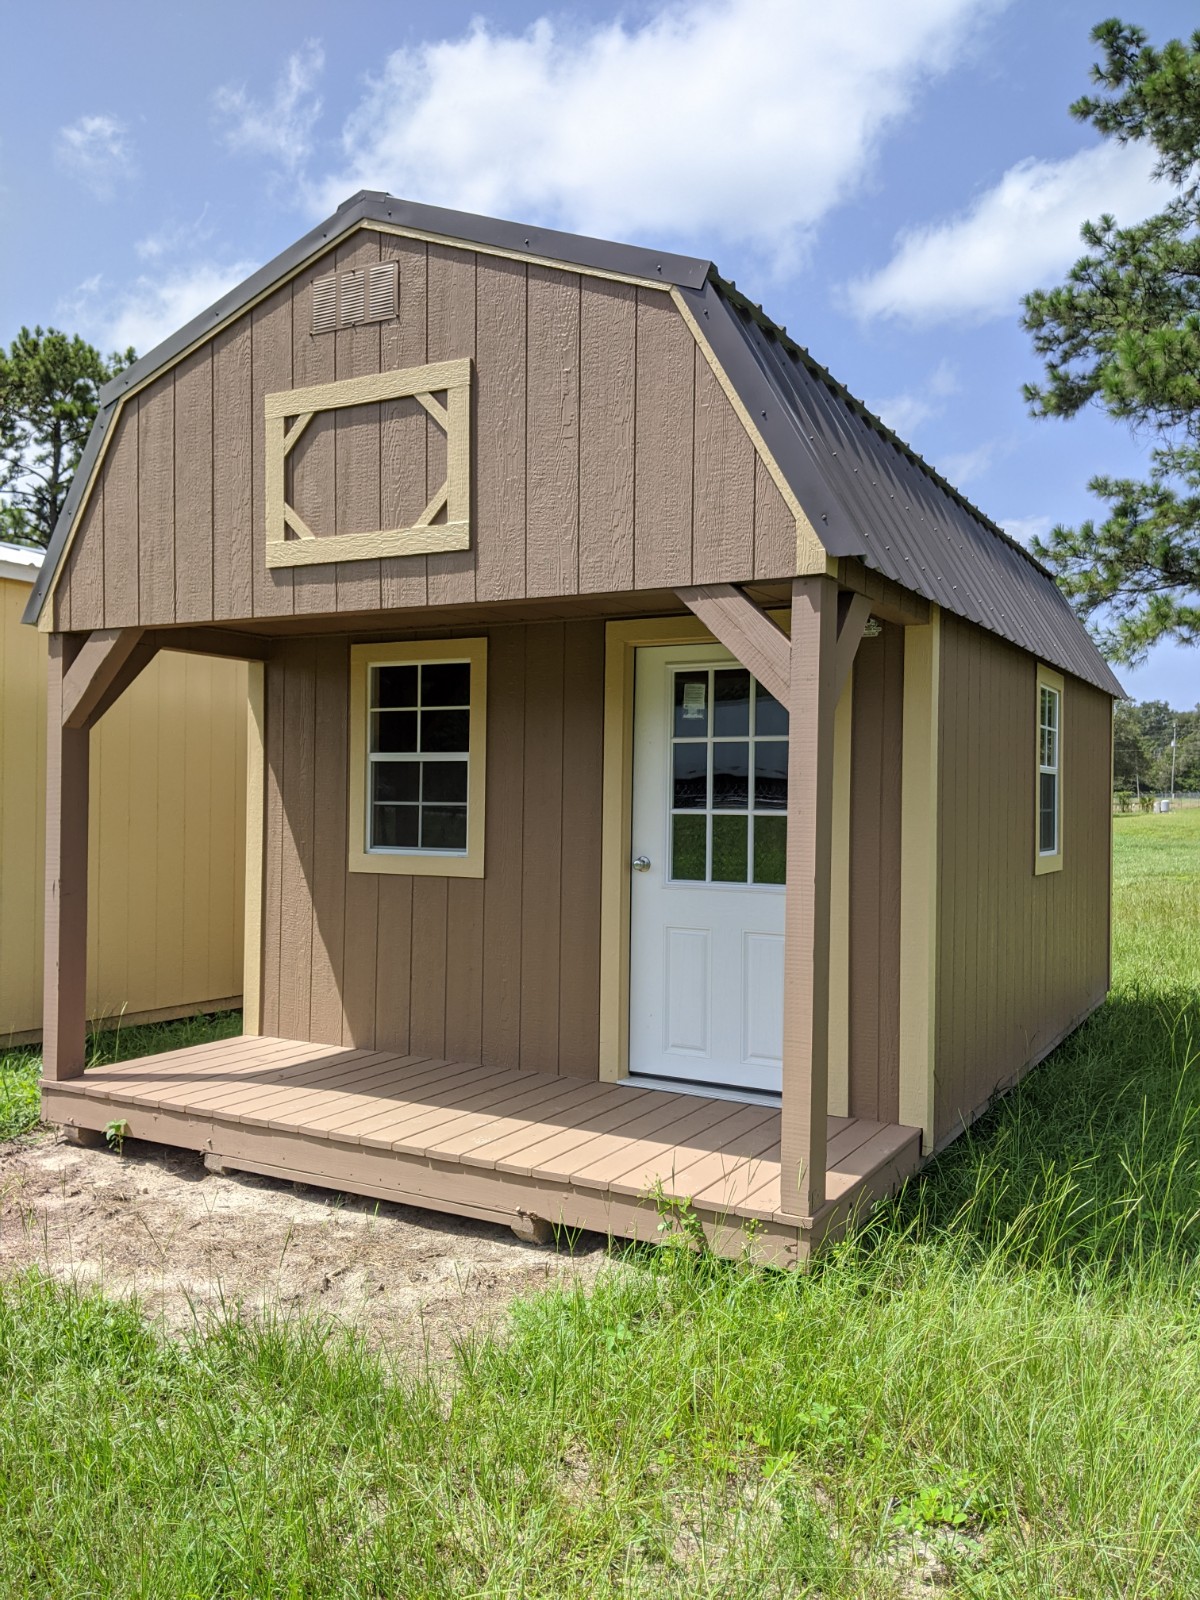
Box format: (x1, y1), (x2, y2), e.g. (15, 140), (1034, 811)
(100, 193), (711, 410)
(25, 193), (712, 626)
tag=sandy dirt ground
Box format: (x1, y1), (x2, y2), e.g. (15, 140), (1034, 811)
(0, 1129), (610, 1363)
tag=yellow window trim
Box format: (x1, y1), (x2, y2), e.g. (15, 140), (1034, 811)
(1034, 662), (1064, 876)
(348, 637), (487, 879)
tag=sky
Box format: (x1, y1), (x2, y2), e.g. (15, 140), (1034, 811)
(1, 0), (1194, 706)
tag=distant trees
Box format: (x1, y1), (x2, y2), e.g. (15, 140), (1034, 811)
(0, 327), (134, 548)
(1113, 698), (1200, 793)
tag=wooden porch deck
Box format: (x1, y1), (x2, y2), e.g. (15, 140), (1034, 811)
(41, 1037), (922, 1264)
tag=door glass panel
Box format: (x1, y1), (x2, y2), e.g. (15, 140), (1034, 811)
(753, 816), (786, 884)
(671, 813), (706, 881)
(712, 741), (749, 808)
(713, 669), (751, 736)
(672, 743), (708, 809)
(712, 815), (748, 882)
(753, 743), (787, 809)
(755, 685), (789, 737)
(673, 671), (709, 737)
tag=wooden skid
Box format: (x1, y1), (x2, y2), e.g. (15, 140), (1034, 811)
(41, 1038), (921, 1266)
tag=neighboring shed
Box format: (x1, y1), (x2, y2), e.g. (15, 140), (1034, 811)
(25, 195), (1119, 1261)
(1, 543), (246, 1041)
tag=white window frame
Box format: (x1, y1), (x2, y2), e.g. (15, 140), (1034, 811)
(348, 638), (487, 878)
(1034, 664), (1064, 875)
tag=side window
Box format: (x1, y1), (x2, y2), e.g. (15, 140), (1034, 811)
(349, 639), (487, 878)
(1035, 666), (1063, 874)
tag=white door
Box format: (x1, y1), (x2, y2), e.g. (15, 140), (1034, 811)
(628, 643), (788, 1096)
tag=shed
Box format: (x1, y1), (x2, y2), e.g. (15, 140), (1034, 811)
(24, 195), (1120, 1261)
(1, 542), (246, 1041)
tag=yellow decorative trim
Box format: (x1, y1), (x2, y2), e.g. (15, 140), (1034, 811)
(369, 219), (673, 292)
(242, 661), (266, 1035)
(1034, 663), (1065, 876)
(348, 637), (487, 880)
(265, 360), (471, 569)
(828, 671), (853, 1117)
(669, 285), (827, 578)
(898, 606), (940, 1149)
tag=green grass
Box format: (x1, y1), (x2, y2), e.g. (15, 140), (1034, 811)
(0, 1010), (242, 1142)
(1, 814), (1199, 1596)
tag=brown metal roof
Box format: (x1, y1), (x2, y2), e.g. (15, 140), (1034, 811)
(685, 274), (1123, 697)
(24, 193), (1126, 696)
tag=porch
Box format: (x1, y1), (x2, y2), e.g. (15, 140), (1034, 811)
(41, 1035), (921, 1265)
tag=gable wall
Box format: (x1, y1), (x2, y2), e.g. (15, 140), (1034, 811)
(933, 612), (1112, 1146)
(54, 231), (798, 631)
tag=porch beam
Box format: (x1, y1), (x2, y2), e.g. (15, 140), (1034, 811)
(44, 635), (90, 1080)
(832, 592), (873, 704)
(145, 627), (276, 663)
(675, 583), (791, 704)
(780, 574), (838, 1220)
(60, 627), (148, 730)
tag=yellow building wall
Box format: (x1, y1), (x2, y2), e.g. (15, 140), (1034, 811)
(1, 573), (246, 1041)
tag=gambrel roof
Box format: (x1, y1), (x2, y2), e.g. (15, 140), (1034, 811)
(25, 191), (1123, 696)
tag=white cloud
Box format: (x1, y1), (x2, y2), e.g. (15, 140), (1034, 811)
(940, 439), (1002, 487)
(135, 207), (212, 262)
(873, 359), (959, 439)
(307, 0), (1004, 266)
(64, 261), (256, 358)
(847, 139), (1163, 325)
(1002, 514), (1053, 547)
(215, 40), (324, 172)
(55, 113), (135, 198)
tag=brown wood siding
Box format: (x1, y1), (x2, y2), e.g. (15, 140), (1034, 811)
(848, 623), (903, 1122)
(933, 613), (1112, 1146)
(53, 235), (797, 630)
(262, 620), (605, 1077)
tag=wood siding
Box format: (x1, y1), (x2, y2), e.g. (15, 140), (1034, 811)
(261, 621), (605, 1076)
(933, 613), (1112, 1145)
(848, 622), (904, 1123)
(53, 235), (797, 631)
(0, 575), (247, 1037)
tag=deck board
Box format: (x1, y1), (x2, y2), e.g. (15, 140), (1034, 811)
(41, 1036), (922, 1264)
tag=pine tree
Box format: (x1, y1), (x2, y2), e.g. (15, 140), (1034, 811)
(1023, 20), (1200, 663)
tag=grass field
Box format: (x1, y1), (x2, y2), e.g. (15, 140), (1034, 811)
(1, 812), (1198, 1597)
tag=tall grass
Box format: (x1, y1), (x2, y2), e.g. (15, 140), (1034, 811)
(0, 814), (1197, 1596)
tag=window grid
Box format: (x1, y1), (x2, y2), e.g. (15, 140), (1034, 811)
(668, 666), (788, 887)
(1038, 683), (1060, 856)
(368, 661), (470, 855)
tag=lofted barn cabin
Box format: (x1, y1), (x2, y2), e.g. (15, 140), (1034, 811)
(25, 194), (1121, 1263)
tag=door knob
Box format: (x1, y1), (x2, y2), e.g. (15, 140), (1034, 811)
(632, 855), (651, 872)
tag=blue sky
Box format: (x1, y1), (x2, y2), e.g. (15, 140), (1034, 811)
(3, 0), (1193, 705)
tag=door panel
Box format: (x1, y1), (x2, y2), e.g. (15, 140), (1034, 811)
(629, 643), (786, 1095)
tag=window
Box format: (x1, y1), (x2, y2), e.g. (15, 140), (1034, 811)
(349, 639), (487, 878)
(1035, 665), (1063, 874)
(668, 665), (789, 887)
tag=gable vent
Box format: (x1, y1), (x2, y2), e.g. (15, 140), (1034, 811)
(311, 273), (337, 334)
(365, 260), (398, 322)
(338, 269), (366, 327)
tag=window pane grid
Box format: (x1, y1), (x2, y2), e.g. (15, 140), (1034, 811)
(669, 667), (787, 885)
(1038, 684), (1060, 857)
(368, 661), (471, 855)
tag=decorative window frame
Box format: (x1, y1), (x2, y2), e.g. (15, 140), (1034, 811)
(264, 359), (471, 568)
(348, 638), (488, 879)
(1034, 663), (1064, 876)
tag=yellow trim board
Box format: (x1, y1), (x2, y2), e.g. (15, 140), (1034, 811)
(242, 661), (266, 1035)
(669, 285), (827, 579)
(348, 637), (487, 880)
(1034, 662), (1065, 876)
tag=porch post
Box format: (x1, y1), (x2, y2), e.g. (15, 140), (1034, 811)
(780, 574), (838, 1218)
(43, 633), (90, 1080)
